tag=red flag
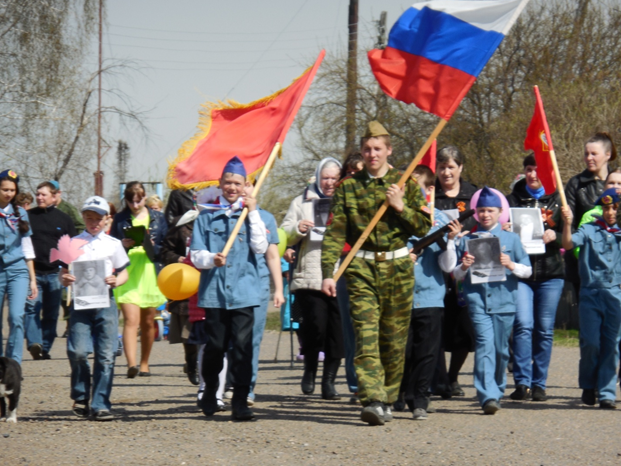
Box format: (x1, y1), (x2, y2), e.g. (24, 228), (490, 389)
(524, 86), (556, 195)
(420, 139), (437, 173)
(168, 50), (325, 190)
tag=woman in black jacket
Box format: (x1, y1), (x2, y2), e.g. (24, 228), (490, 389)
(434, 146), (478, 397)
(507, 154), (564, 402)
(564, 133), (616, 297)
(111, 182), (168, 378)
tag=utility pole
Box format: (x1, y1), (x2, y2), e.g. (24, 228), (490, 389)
(375, 12), (388, 122)
(345, 0), (358, 153)
(94, 0), (103, 196)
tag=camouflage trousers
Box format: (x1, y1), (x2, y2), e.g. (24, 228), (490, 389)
(345, 255), (414, 406)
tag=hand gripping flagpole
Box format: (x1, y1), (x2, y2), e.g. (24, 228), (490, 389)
(221, 142), (282, 257)
(332, 119), (448, 282)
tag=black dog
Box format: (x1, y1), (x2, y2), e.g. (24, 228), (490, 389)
(0, 357), (21, 423)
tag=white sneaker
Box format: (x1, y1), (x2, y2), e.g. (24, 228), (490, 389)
(224, 389), (233, 400)
(413, 408), (428, 420)
(247, 397), (255, 407)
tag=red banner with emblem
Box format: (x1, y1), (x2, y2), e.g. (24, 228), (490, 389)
(524, 87), (556, 195)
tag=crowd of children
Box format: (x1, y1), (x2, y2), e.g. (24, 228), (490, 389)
(1, 124), (620, 425)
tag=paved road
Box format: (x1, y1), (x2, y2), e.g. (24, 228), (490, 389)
(2, 320), (620, 465)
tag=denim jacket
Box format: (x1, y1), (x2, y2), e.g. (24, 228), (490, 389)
(191, 209), (262, 310)
(456, 224), (531, 314)
(572, 222), (621, 289)
(110, 208), (168, 261)
(409, 209), (449, 309)
(0, 205), (31, 270)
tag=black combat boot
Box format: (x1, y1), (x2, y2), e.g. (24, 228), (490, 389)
(321, 357), (341, 400)
(301, 351), (319, 395)
(231, 385), (255, 421)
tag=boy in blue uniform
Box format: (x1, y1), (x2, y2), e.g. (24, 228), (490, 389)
(562, 188), (621, 409)
(401, 165), (450, 420)
(61, 196), (130, 421)
(190, 156), (268, 421)
(440, 187), (531, 414)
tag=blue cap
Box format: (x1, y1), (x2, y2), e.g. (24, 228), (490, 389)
(477, 186), (502, 208)
(0, 170), (19, 183)
(48, 180), (60, 190)
(222, 156), (246, 178)
(596, 188), (621, 206)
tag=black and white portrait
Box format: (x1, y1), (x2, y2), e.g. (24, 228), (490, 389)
(510, 207), (545, 254)
(72, 260), (110, 310)
(310, 198), (332, 241)
(467, 237), (506, 284)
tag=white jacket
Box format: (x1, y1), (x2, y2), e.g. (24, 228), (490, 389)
(280, 185), (325, 292)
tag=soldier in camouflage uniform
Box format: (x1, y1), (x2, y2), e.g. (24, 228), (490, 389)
(321, 121), (431, 426)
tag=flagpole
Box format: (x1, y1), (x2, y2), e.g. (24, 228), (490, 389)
(333, 118), (448, 282)
(429, 186), (435, 225)
(221, 142), (282, 257)
(549, 149), (568, 208)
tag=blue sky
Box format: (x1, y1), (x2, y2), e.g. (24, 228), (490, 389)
(100, 1), (412, 194)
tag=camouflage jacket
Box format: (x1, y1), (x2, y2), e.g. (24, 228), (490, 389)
(321, 167), (431, 279)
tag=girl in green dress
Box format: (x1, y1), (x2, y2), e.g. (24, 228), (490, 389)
(111, 182), (168, 377)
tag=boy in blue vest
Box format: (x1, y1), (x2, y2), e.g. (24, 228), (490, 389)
(562, 188), (621, 409)
(440, 187), (531, 414)
(190, 156), (268, 421)
(400, 165), (451, 420)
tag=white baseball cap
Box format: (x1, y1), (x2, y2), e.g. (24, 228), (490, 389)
(81, 196), (110, 216)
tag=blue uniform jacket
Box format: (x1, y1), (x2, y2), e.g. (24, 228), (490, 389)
(456, 223), (530, 314)
(572, 222), (621, 289)
(191, 208), (262, 310)
(409, 209), (449, 309)
(110, 208), (168, 261)
(257, 208), (279, 283)
(0, 205), (31, 270)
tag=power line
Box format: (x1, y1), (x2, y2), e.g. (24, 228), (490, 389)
(109, 23), (334, 36)
(107, 41), (324, 54)
(107, 32), (325, 44)
(225, 0), (311, 98)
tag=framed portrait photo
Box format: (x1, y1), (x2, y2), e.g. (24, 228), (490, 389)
(71, 260), (110, 310)
(466, 237), (506, 284)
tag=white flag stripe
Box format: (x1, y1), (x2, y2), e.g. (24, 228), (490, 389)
(412, 0), (531, 34)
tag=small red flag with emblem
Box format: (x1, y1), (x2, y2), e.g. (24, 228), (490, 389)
(524, 86), (556, 195)
(420, 139), (437, 173)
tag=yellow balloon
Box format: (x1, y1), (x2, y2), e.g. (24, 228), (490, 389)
(157, 263), (200, 301)
(277, 228), (287, 257)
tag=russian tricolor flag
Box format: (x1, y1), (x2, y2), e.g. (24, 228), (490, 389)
(368, 0), (530, 120)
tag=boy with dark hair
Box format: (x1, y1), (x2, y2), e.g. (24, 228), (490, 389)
(321, 121), (431, 426)
(562, 188), (621, 409)
(191, 156), (268, 421)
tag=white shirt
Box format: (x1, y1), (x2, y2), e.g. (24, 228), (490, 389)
(72, 230), (130, 277)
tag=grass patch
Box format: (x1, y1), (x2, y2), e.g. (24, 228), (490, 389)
(265, 311), (282, 332)
(554, 329), (579, 347)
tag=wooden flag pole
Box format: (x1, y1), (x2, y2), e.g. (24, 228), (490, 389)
(549, 149), (567, 208)
(333, 118), (448, 282)
(429, 186), (436, 225)
(221, 142), (282, 257)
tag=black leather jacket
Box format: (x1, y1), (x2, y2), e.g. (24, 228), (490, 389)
(434, 178), (478, 231)
(564, 168), (606, 282)
(507, 179), (564, 282)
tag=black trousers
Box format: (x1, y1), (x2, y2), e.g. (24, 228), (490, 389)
(296, 289), (344, 359)
(201, 307), (254, 390)
(403, 307), (443, 410)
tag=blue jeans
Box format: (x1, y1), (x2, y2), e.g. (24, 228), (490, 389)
(249, 279), (270, 399)
(0, 263), (30, 364)
(512, 279), (564, 389)
(67, 299), (119, 413)
(24, 272), (62, 353)
(578, 287), (621, 402)
(470, 306), (514, 406)
(337, 276), (357, 393)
